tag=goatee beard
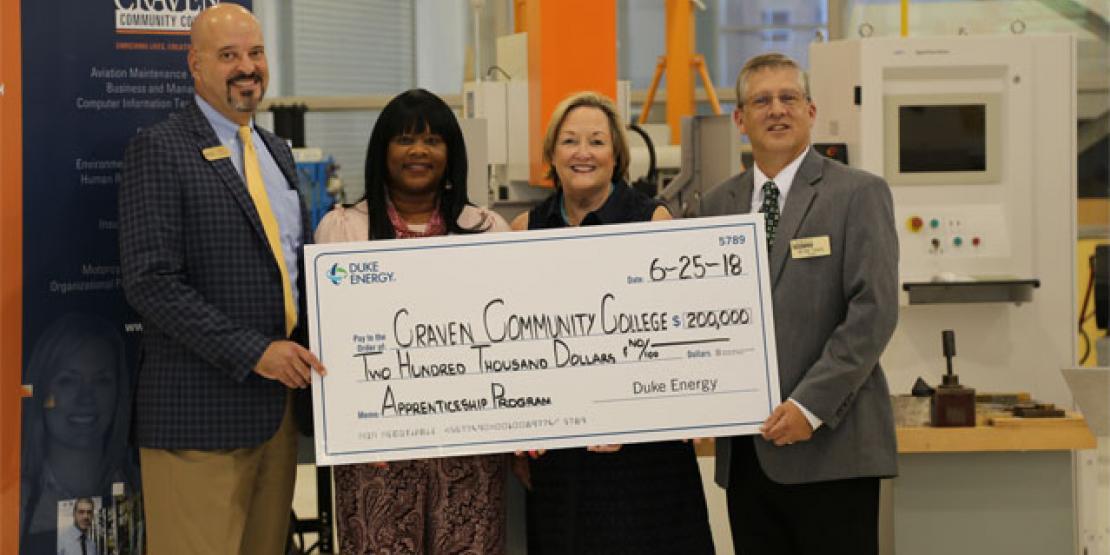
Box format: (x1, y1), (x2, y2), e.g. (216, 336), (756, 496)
(227, 91), (261, 113)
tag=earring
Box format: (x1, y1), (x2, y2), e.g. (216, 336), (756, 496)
(444, 180), (453, 191)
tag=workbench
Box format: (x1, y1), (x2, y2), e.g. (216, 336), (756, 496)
(892, 417), (1095, 555)
(693, 417), (1096, 555)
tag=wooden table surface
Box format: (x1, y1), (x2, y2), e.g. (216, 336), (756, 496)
(692, 415), (1097, 456)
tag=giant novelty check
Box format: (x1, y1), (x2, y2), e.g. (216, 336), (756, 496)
(306, 214), (781, 465)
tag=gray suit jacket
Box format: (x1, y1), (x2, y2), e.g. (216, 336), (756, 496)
(703, 148), (899, 486)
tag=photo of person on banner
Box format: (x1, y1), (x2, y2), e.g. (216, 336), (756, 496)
(56, 497), (99, 555)
(19, 313), (138, 553)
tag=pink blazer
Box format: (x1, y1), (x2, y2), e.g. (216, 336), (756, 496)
(315, 200), (511, 243)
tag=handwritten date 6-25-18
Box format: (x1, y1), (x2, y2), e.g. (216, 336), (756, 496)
(650, 254), (742, 282)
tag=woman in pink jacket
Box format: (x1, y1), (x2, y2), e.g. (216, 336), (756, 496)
(315, 88), (510, 554)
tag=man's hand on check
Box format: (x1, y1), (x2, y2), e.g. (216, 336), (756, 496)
(586, 444), (622, 453)
(255, 340), (327, 389)
(760, 402), (813, 447)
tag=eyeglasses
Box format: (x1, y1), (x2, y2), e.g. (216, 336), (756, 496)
(744, 91), (807, 111)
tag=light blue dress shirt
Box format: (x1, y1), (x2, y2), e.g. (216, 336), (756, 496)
(57, 524), (89, 555)
(195, 95), (302, 310)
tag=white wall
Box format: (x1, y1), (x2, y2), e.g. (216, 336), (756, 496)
(415, 0), (467, 94)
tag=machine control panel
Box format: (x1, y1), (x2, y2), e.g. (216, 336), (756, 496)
(896, 204), (1009, 259)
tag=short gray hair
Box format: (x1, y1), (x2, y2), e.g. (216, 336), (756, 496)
(735, 53), (810, 106)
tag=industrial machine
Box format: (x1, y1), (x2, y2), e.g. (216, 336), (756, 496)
(809, 35), (1085, 555)
(656, 114), (740, 217)
(462, 49), (714, 216)
(460, 26), (691, 213)
(810, 34), (1076, 400)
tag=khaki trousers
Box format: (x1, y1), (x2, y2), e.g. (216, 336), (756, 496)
(140, 395), (297, 555)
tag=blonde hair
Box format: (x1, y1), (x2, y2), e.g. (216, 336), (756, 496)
(735, 53), (810, 106)
(542, 91), (630, 187)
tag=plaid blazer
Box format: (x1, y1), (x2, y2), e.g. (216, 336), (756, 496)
(119, 100), (311, 450)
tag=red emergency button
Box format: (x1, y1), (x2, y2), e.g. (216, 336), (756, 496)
(908, 216), (924, 232)
(972, 237), (981, 247)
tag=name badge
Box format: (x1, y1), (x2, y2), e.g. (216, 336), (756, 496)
(202, 145), (231, 161)
(790, 236), (831, 259)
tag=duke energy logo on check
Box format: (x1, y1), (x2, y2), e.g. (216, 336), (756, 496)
(326, 260), (396, 286)
(326, 263), (348, 285)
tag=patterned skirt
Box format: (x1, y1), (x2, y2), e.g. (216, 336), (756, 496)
(333, 454), (507, 555)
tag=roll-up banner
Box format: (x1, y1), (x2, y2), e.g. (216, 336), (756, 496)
(11, 2), (246, 553)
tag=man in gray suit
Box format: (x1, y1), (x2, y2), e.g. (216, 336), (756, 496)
(702, 53), (899, 555)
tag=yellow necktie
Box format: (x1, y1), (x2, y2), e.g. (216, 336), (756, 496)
(239, 125), (297, 337)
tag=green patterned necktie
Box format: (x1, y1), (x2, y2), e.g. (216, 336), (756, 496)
(760, 180), (780, 249)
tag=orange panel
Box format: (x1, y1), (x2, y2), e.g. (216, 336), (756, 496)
(0, 0), (22, 552)
(665, 0), (694, 144)
(514, 0), (527, 34)
(526, 0), (617, 186)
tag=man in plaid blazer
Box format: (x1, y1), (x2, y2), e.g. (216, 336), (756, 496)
(118, 4), (325, 553)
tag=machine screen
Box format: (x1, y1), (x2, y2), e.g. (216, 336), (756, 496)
(898, 105), (986, 172)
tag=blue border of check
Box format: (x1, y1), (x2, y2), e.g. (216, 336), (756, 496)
(311, 220), (774, 458)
